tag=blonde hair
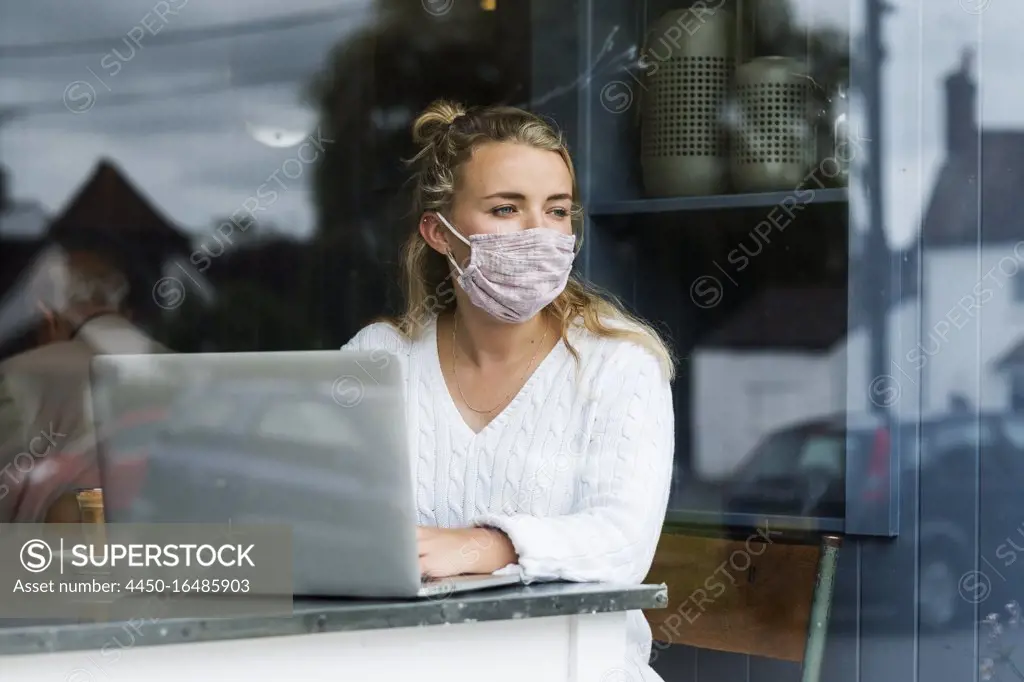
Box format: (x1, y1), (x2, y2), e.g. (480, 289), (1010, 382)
(384, 99), (675, 381)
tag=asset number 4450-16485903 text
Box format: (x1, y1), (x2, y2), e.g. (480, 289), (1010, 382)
(124, 578), (250, 593)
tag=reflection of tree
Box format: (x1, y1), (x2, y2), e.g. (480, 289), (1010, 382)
(303, 1), (529, 339)
(160, 279), (315, 352)
(160, 235), (315, 352)
(215, 281), (317, 351)
(741, 0), (849, 73)
(155, 3), (530, 352)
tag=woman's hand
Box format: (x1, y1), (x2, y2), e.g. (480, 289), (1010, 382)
(417, 526), (518, 579)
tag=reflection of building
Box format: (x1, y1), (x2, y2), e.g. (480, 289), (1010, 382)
(693, 49), (1024, 480)
(0, 159), (192, 350)
(913, 50), (1024, 415)
(692, 287), (851, 480)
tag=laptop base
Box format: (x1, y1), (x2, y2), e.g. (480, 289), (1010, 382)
(417, 573), (523, 598)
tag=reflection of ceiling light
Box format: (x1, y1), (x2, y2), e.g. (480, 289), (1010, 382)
(245, 122), (309, 148)
(480, 0), (496, 10)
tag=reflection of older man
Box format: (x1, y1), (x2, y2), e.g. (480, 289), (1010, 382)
(0, 247), (167, 523)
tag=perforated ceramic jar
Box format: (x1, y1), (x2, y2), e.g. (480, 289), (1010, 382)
(640, 9), (734, 197)
(730, 56), (817, 192)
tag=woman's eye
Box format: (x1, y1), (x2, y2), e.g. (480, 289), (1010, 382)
(492, 205), (516, 216)
(550, 207), (570, 218)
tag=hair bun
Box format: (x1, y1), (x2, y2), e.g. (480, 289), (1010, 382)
(411, 99), (467, 147)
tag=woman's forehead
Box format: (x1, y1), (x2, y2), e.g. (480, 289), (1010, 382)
(461, 142), (572, 195)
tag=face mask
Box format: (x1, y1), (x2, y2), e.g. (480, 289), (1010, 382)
(436, 213), (577, 323)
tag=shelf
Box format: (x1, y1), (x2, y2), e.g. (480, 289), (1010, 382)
(588, 187), (849, 216)
(663, 509), (844, 538)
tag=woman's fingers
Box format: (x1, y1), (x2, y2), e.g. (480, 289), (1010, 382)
(419, 555), (444, 579)
(417, 527), (473, 579)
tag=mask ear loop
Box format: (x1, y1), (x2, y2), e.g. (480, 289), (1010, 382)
(435, 212), (472, 276)
(570, 205), (586, 257)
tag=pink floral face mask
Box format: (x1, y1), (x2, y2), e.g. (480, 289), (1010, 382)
(436, 213), (577, 323)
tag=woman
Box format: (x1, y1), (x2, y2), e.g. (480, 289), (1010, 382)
(342, 100), (675, 681)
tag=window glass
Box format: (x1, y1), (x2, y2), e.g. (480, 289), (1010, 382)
(1, 0), (1022, 669)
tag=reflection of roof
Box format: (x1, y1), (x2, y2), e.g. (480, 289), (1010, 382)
(694, 250), (920, 350)
(921, 131), (1024, 247)
(994, 337), (1024, 370)
(0, 159), (197, 348)
(48, 158), (190, 251)
(702, 287), (848, 351)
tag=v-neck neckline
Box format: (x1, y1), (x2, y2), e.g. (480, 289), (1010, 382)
(426, 315), (566, 441)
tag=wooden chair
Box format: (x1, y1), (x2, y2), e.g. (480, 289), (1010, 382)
(644, 522), (842, 682)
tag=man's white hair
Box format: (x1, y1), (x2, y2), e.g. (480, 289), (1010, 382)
(31, 246), (129, 312)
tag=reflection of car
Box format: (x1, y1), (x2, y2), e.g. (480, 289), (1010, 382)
(723, 413), (885, 518)
(909, 413), (1024, 630)
(9, 406), (168, 521)
(723, 411), (1024, 632)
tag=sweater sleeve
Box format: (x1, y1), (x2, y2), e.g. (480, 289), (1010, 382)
(340, 321), (409, 356)
(471, 342), (675, 584)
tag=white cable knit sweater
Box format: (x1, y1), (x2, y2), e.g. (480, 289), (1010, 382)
(342, 315), (674, 681)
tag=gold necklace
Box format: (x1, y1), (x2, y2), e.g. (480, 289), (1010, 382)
(451, 314), (550, 414)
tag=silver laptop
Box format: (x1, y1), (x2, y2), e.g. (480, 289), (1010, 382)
(89, 350), (521, 599)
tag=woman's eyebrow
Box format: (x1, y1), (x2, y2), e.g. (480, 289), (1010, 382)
(480, 192), (573, 201)
(481, 192), (526, 201)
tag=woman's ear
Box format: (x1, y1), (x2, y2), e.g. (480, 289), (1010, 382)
(419, 212), (451, 256)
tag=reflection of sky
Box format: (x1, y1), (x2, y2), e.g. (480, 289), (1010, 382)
(0, 0), (375, 239)
(1, 1), (1021, 248)
(878, 1), (1019, 248)
(784, 1), (1022, 249)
